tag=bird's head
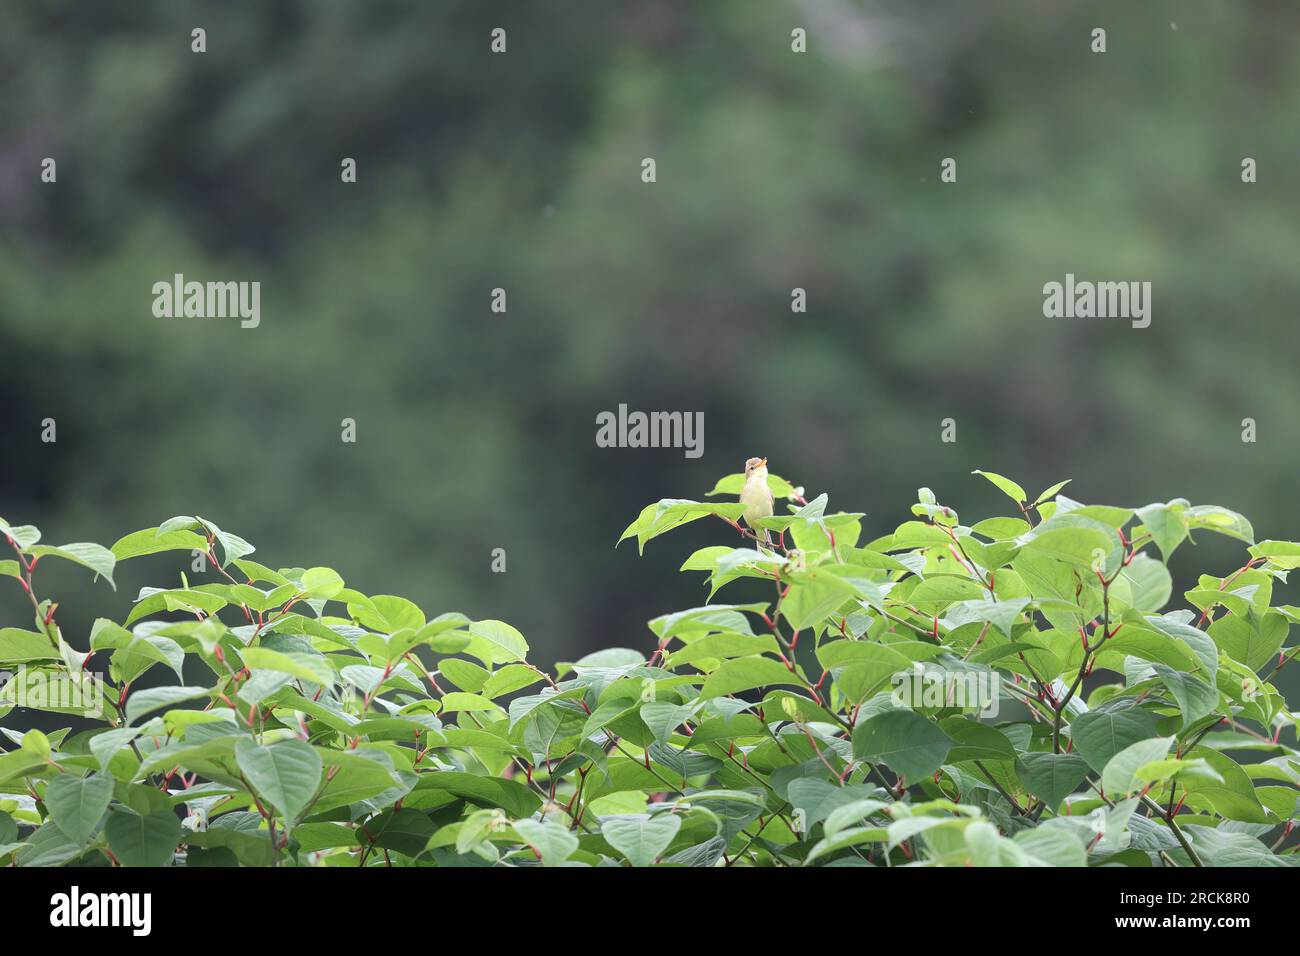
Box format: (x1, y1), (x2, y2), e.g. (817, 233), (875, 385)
(744, 457), (768, 479)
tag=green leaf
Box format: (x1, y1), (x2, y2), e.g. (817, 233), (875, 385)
(88, 727), (143, 771)
(1110, 554), (1171, 614)
(851, 710), (953, 781)
(105, 808), (182, 867)
(512, 818), (579, 866)
(1069, 707), (1158, 772)
(1177, 748), (1269, 823)
(0, 628), (59, 664)
(1150, 664), (1218, 730)
(1249, 540), (1300, 570)
(90, 620), (184, 683)
(197, 517), (256, 566)
(1175, 828), (1286, 866)
(240, 647), (336, 687)
(1184, 505), (1254, 545)
(44, 773), (114, 846)
(312, 751), (406, 814)
(1139, 614), (1219, 680)
(831, 645), (913, 704)
(639, 701), (697, 745)
(1015, 753), (1089, 810)
(361, 808), (436, 857)
(1017, 513), (1123, 573)
(618, 499), (747, 554)
(415, 771), (541, 819)
(601, 813), (682, 867)
(126, 686), (212, 725)
(1208, 608), (1288, 672)
(0, 522), (42, 549)
(1032, 479), (1072, 507)
(28, 543), (116, 589)
(942, 598), (1029, 639)
(1135, 503), (1188, 562)
(463, 620), (530, 665)
(111, 527), (208, 561)
(942, 719), (1017, 763)
(1100, 736), (1174, 796)
(300, 567), (345, 599)
(787, 779), (879, 832)
(347, 594), (425, 633)
(235, 738), (323, 823)
(14, 822), (82, 867)
(706, 472), (799, 499)
(971, 470), (1027, 504)
(1133, 758), (1223, 788)
(698, 655), (802, 698)
(1013, 827), (1087, 866)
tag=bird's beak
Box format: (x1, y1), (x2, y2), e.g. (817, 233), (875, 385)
(759, 458), (767, 468)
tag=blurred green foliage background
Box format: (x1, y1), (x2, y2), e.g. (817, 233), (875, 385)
(3, 0), (1298, 668)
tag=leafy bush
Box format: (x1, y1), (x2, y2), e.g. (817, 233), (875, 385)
(2, 471), (1298, 867)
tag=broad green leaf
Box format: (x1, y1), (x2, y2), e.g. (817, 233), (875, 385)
(1110, 554), (1171, 614)
(1017, 514), (1123, 573)
(1208, 608), (1288, 672)
(463, 620), (529, 665)
(665, 632), (778, 668)
(111, 528), (208, 561)
(239, 647), (335, 687)
(1150, 664), (1218, 729)
(361, 808), (436, 857)
(1133, 758), (1223, 788)
(601, 813), (682, 867)
(852, 710), (953, 781)
(415, 771), (540, 819)
(125, 686), (213, 726)
(0, 522), (42, 549)
(706, 472), (799, 499)
(942, 720), (1016, 763)
(0, 628), (59, 665)
(1015, 753), (1089, 810)
(235, 739), (323, 823)
(44, 773), (114, 845)
(942, 598), (1029, 639)
(1032, 480), (1073, 507)
(105, 808), (182, 867)
(1069, 707), (1158, 772)
(1100, 736), (1173, 796)
(1178, 828), (1287, 867)
(1177, 748), (1269, 823)
(88, 728), (142, 771)
(349, 594), (425, 633)
(1013, 827), (1087, 866)
(480, 664), (543, 699)
(28, 543), (116, 589)
(196, 518), (255, 566)
(787, 780), (879, 833)
(512, 818), (579, 866)
(300, 567), (344, 599)
(698, 655), (802, 698)
(1135, 503), (1188, 562)
(971, 470), (1027, 504)
(1249, 540), (1300, 570)
(1184, 505), (1254, 545)
(618, 499), (747, 554)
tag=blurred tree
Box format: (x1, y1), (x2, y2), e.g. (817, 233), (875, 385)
(1, 0), (1296, 674)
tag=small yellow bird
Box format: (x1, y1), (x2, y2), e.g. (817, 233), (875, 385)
(740, 457), (775, 546)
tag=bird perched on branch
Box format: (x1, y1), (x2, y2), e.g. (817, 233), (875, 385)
(740, 457), (775, 546)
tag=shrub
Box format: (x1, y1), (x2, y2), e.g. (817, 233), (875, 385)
(1, 471), (1297, 867)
